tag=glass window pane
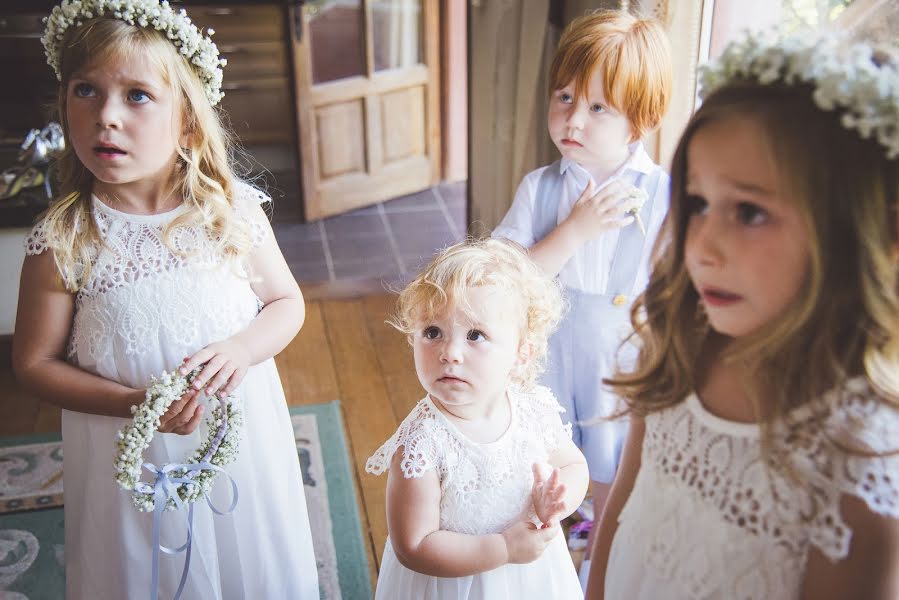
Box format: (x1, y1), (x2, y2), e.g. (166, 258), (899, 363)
(309, 0), (365, 84)
(372, 0), (423, 72)
(780, 0), (854, 30)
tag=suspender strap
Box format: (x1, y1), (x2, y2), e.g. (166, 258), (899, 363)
(534, 161), (661, 297)
(605, 173), (660, 296)
(532, 161), (564, 242)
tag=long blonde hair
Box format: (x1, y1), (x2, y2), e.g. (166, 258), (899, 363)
(40, 18), (253, 291)
(612, 81), (899, 427)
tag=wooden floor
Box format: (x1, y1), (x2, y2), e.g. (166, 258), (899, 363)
(0, 293), (424, 590)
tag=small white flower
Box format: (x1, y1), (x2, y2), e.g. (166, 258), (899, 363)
(112, 367), (242, 511)
(42, 0), (225, 105)
(699, 29), (899, 160)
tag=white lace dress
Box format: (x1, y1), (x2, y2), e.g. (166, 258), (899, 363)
(365, 386), (583, 600)
(24, 183), (319, 599)
(606, 378), (899, 599)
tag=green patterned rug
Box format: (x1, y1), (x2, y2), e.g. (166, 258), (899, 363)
(0, 401), (370, 600)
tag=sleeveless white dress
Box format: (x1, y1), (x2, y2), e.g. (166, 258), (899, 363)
(365, 385), (583, 600)
(605, 378), (899, 599)
(25, 182), (319, 599)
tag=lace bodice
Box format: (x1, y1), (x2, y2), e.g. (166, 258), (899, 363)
(607, 378), (899, 600)
(24, 181), (270, 389)
(365, 386), (573, 535)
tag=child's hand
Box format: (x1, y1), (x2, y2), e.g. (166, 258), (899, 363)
(500, 519), (560, 564)
(158, 388), (205, 435)
(180, 339), (252, 398)
(564, 179), (645, 243)
(531, 463), (567, 526)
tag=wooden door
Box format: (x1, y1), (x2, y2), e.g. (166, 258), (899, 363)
(289, 0), (441, 221)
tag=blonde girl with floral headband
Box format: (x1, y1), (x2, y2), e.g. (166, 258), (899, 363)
(12, 1), (319, 597)
(587, 29), (899, 600)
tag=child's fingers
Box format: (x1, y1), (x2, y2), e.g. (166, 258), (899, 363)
(159, 389), (196, 427)
(220, 366), (248, 395)
(546, 468), (560, 487)
(192, 355), (229, 391)
(204, 362), (235, 395)
(531, 463), (545, 487)
(574, 179), (596, 205)
(180, 348), (215, 376)
(536, 522), (560, 539)
(159, 394), (198, 432)
(586, 179), (630, 204)
(171, 404), (205, 435)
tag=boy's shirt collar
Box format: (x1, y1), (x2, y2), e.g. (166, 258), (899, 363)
(558, 141), (656, 183)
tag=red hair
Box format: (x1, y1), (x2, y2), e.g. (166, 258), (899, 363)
(549, 10), (672, 139)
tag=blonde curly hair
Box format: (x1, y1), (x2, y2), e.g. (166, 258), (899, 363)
(390, 238), (565, 388)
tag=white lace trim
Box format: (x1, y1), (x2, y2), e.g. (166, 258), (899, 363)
(365, 386), (573, 535)
(608, 379), (898, 599)
(23, 181), (270, 292)
(636, 377), (899, 575)
(23, 181), (269, 366)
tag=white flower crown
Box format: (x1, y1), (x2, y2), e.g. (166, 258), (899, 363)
(42, 0), (227, 106)
(699, 30), (899, 160)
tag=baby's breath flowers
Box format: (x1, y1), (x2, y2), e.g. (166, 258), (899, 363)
(699, 30), (899, 159)
(42, 0), (227, 105)
(113, 368), (242, 512)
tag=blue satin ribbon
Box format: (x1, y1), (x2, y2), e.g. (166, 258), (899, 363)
(136, 461), (239, 600)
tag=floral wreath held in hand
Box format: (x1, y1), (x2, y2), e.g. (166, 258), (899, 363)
(42, 0), (227, 105)
(113, 367), (243, 512)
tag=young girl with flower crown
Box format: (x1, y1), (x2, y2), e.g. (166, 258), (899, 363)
(587, 30), (899, 599)
(365, 238), (589, 599)
(11, 1), (318, 598)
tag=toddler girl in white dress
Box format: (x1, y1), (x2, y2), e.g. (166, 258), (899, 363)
(366, 238), (588, 599)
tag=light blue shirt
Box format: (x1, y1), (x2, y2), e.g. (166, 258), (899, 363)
(493, 142), (670, 295)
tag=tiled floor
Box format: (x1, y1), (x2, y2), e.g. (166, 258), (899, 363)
(274, 181), (467, 286)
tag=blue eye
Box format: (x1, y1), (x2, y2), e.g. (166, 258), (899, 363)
(128, 89), (150, 103)
(559, 92), (573, 104)
(73, 83), (94, 97)
(736, 202), (768, 226)
(466, 330), (486, 342)
(423, 326), (441, 340)
(590, 103), (604, 114)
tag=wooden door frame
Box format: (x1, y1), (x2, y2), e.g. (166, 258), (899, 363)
(288, 0), (441, 222)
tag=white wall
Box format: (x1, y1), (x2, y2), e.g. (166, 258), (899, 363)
(0, 229), (28, 335)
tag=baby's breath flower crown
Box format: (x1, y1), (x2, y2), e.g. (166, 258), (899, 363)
(42, 0), (227, 105)
(699, 30), (899, 160)
(114, 368), (242, 512)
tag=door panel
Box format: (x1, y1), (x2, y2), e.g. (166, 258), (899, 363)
(290, 0), (440, 221)
(316, 101), (366, 178)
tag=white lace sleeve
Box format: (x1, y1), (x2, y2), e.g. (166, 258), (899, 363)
(803, 378), (899, 561)
(232, 180), (271, 248)
(23, 220), (49, 255)
(515, 385), (573, 455)
(365, 399), (444, 479)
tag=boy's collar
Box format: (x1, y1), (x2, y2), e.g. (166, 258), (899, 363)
(558, 142), (656, 179)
